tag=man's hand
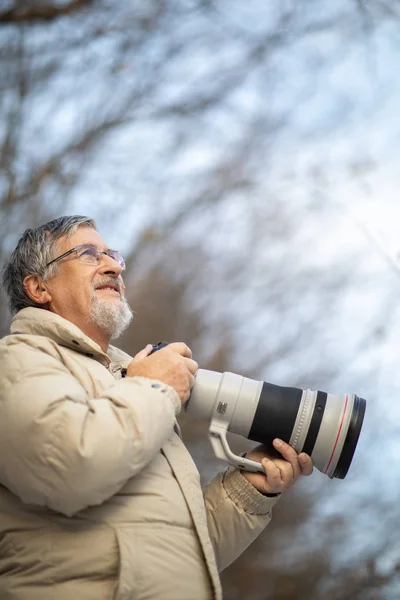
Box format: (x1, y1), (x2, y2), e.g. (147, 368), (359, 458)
(126, 342), (198, 405)
(241, 440), (313, 495)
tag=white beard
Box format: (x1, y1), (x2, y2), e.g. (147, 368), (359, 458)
(89, 292), (133, 340)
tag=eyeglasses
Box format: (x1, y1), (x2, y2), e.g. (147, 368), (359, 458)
(46, 244), (126, 270)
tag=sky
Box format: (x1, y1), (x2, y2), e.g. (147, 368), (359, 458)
(2, 2), (400, 591)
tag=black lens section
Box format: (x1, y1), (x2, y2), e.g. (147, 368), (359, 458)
(333, 395), (366, 479)
(302, 391), (327, 456)
(249, 382), (302, 449)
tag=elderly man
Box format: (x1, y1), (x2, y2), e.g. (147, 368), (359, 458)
(0, 216), (313, 600)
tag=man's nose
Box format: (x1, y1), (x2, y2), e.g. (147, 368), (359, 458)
(99, 253), (124, 276)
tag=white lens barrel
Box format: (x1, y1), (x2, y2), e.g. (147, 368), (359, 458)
(186, 370), (262, 438)
(312, 393), (355, 478)
(229, 375), (264, 438)
(185, 369), (223, 421)
(185, 368), (364, 480)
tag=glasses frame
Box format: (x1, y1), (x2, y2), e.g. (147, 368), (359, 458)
(46, 244), (126, 270)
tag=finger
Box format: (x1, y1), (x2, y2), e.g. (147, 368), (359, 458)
(274, 460), (297, 484)
(261, 457), (283, 493)
(182, 390), (191, 404)
(184, 357), (199, 375)
(273, 439), (301, 478)
(298, 453), (314, 476)
(167, 342), (192, 359)
(188, 371), (196, 390)
(181, 372), (195, 404)
(132, 344), (154, 362)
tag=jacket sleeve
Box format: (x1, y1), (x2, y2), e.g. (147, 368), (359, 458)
(0, 340), (181, 517)
(203, 467), (280, 572)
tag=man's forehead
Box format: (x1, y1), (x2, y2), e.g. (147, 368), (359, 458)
(59, 227), (108, 250)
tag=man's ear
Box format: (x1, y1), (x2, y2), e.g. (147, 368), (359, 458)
(23, 274), (52, 305)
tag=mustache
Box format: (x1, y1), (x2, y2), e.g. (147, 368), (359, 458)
(92, 277), (122, 295)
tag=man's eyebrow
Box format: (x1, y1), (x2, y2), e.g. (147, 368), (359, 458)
(80, 242), (112, 251)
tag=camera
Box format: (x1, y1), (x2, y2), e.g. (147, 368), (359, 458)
(151, 342), (366, 479)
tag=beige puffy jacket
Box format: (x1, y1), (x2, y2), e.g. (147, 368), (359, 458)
(0, 308), (278, 600)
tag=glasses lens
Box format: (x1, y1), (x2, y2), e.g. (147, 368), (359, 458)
(108, 250), (126, 270)
(77, 245), (101, 263)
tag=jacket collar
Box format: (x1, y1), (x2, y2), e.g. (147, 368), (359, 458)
(10, 307), (131, 365)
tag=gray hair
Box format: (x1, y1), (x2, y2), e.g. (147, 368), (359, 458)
(2, 215), (96, 314)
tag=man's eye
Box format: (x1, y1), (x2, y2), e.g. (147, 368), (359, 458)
(79, 247), (98, 258)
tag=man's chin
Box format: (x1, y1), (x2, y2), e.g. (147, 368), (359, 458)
(90, 295), (133, 339)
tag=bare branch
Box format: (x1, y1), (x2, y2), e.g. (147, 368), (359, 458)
(0, 0), (93, 23)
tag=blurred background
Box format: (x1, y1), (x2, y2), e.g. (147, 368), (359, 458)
(1, 1), (400, 598)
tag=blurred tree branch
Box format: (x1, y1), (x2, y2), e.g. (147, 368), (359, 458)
(355, 0), (400, 20)
(0, 0), (93, 23)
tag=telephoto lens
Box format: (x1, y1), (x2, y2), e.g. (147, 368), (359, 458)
(150, 343), (366, 479)
(186, 370), (366, 479)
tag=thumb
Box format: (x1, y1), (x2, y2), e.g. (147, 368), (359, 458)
(132, 344), (154, 363)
